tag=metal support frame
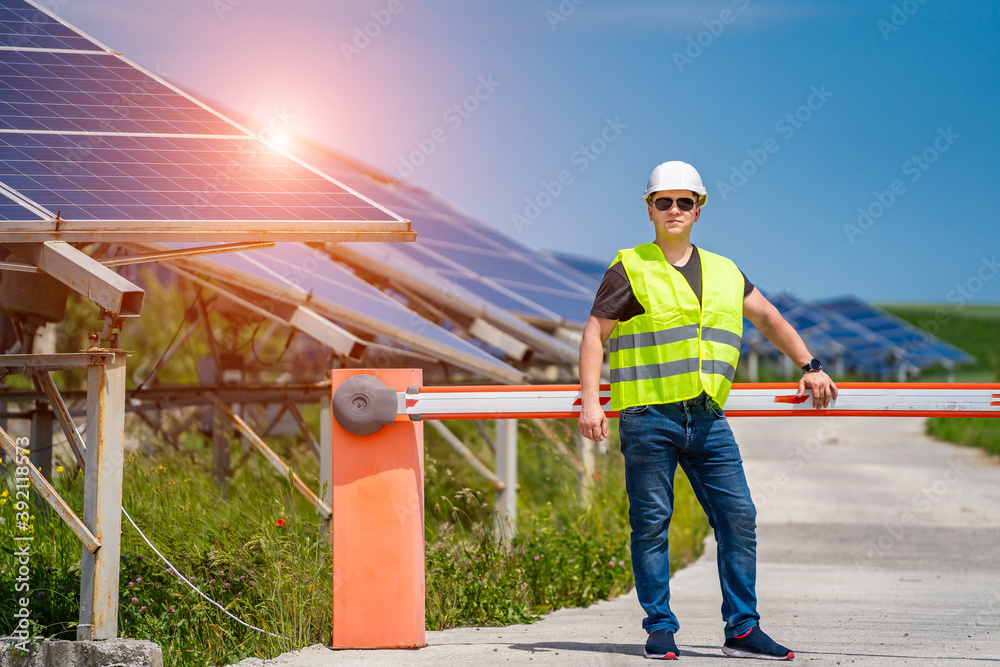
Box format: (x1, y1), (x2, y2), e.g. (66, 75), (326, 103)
(0, 424), (100, 554)
(7, 241), (144, 317)
(29, 402), (53, 484)
(494, 419), (518, 541)
(34, 371), (87, 470)
(77, 351), (127, 640)
(207, 393), (332, 518)
(319, 384), (332, 539)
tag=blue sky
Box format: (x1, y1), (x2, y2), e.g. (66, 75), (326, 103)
(52, 0), (1000, 304)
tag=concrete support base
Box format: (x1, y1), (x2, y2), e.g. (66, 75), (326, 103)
(0, 638), (163, 667)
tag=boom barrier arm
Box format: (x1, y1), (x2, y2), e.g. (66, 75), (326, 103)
(333, 378), (1000, 435)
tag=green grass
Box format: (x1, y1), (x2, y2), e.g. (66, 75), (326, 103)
(926, 418), (1000, 457)
(876, 302), (1000, 458)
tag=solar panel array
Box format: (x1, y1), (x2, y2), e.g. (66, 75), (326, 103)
(286, 140), (600, 326)
(0, 0), (411, 240)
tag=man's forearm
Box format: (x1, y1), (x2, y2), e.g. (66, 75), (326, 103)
(757, 313), (813, 367)
(579, 333), (605, 404)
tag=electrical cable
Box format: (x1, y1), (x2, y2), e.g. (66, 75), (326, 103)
(121, 506), (291, 640)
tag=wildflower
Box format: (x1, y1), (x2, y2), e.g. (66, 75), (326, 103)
(249, 569), (254, 575)
(1, 491), (7, 497)
(275, 518), (286, 527)
(136, 577), (142, 584)
(166, 568), (174, 575)
(128, 582), (134, 589)
(569, 559), (575, 563)
(140, 606), (146, 613)
(240, 575), (245, 580)
(249, 580), (254, 586)
(57, 466), (64, 472)
(608, 559), (615, 567)
(224, 582), (230, 589)
(209, 578), (216, 584)
(168, 606), (176, 613)
(237, 591), (242, 597)
(131, 597), (138, 605)
(534, 555), (540, 561)
(618, 560), (625, 567)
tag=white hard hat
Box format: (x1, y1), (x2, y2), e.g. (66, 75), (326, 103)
(643, 161), (707, 207)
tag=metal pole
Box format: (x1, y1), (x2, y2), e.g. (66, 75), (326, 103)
(319, 386), (332, 541)
(212, 408), (231, 498)
(747, 348), (760, 383)
(29, 402), (53, 510)
(78, 351), (126, 640)
(578, 431), (595, 505)
(494, 419), (518, 541)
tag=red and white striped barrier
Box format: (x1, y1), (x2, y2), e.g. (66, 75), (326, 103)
(401, 383), (1000, 420)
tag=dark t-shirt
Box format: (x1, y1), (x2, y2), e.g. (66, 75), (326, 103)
(590, 245), (754, 322)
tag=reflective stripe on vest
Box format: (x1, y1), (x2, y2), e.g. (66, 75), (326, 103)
(609, 243), (744, 411)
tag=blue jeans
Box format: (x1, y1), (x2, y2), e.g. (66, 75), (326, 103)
(618, 392), (759, 638)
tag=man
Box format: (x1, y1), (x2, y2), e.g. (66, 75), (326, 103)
(577, 161), (837, 661)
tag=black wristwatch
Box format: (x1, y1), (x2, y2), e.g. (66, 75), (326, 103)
(801, 358), (823, 373)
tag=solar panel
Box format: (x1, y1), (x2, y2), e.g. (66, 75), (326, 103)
(0, 0), (413, 242)
(0, 50), (237, 134)
(159, 242), (526, 383)
(285, 140), (599, 325)
(0, 191), (36, 219)
(0, 0), (103, 52)
(818, 296), (975, 366)
(0, 133), (403, 228)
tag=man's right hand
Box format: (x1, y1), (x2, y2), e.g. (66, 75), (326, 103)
(578, 401), (609, 442)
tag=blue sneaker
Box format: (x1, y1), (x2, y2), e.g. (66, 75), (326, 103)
(722, 626), (794, 660)
(644, 629), (679, 659)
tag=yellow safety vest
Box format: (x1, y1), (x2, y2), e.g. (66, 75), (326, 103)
(609, 243), (744, 411)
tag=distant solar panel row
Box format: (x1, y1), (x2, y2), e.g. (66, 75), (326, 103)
(0, 133), (394, 221)
(0, 50), (237, 134)
(0, 1), (102, 52)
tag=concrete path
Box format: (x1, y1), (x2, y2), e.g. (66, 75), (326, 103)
(232, 416), (1000, 666)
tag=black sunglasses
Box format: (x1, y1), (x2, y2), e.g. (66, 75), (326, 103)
(652, 196), (697, 212)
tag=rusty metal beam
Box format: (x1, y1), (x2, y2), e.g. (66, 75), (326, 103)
(0, 351), (116, 372)
(207, 393), (332, 518)
(0, 424), (99, 553)
(9, 241), (144, 317)
(78, 351), (127, 640)
(34, 371), (87, 471)
(285, 400), (321, 460)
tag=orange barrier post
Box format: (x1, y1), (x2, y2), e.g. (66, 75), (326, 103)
(331, 369), (426, 649)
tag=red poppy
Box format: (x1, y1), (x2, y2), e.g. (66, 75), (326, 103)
(275, 519), (286, 527)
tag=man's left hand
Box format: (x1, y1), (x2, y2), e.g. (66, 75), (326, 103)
(797, 371), (838, 409)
